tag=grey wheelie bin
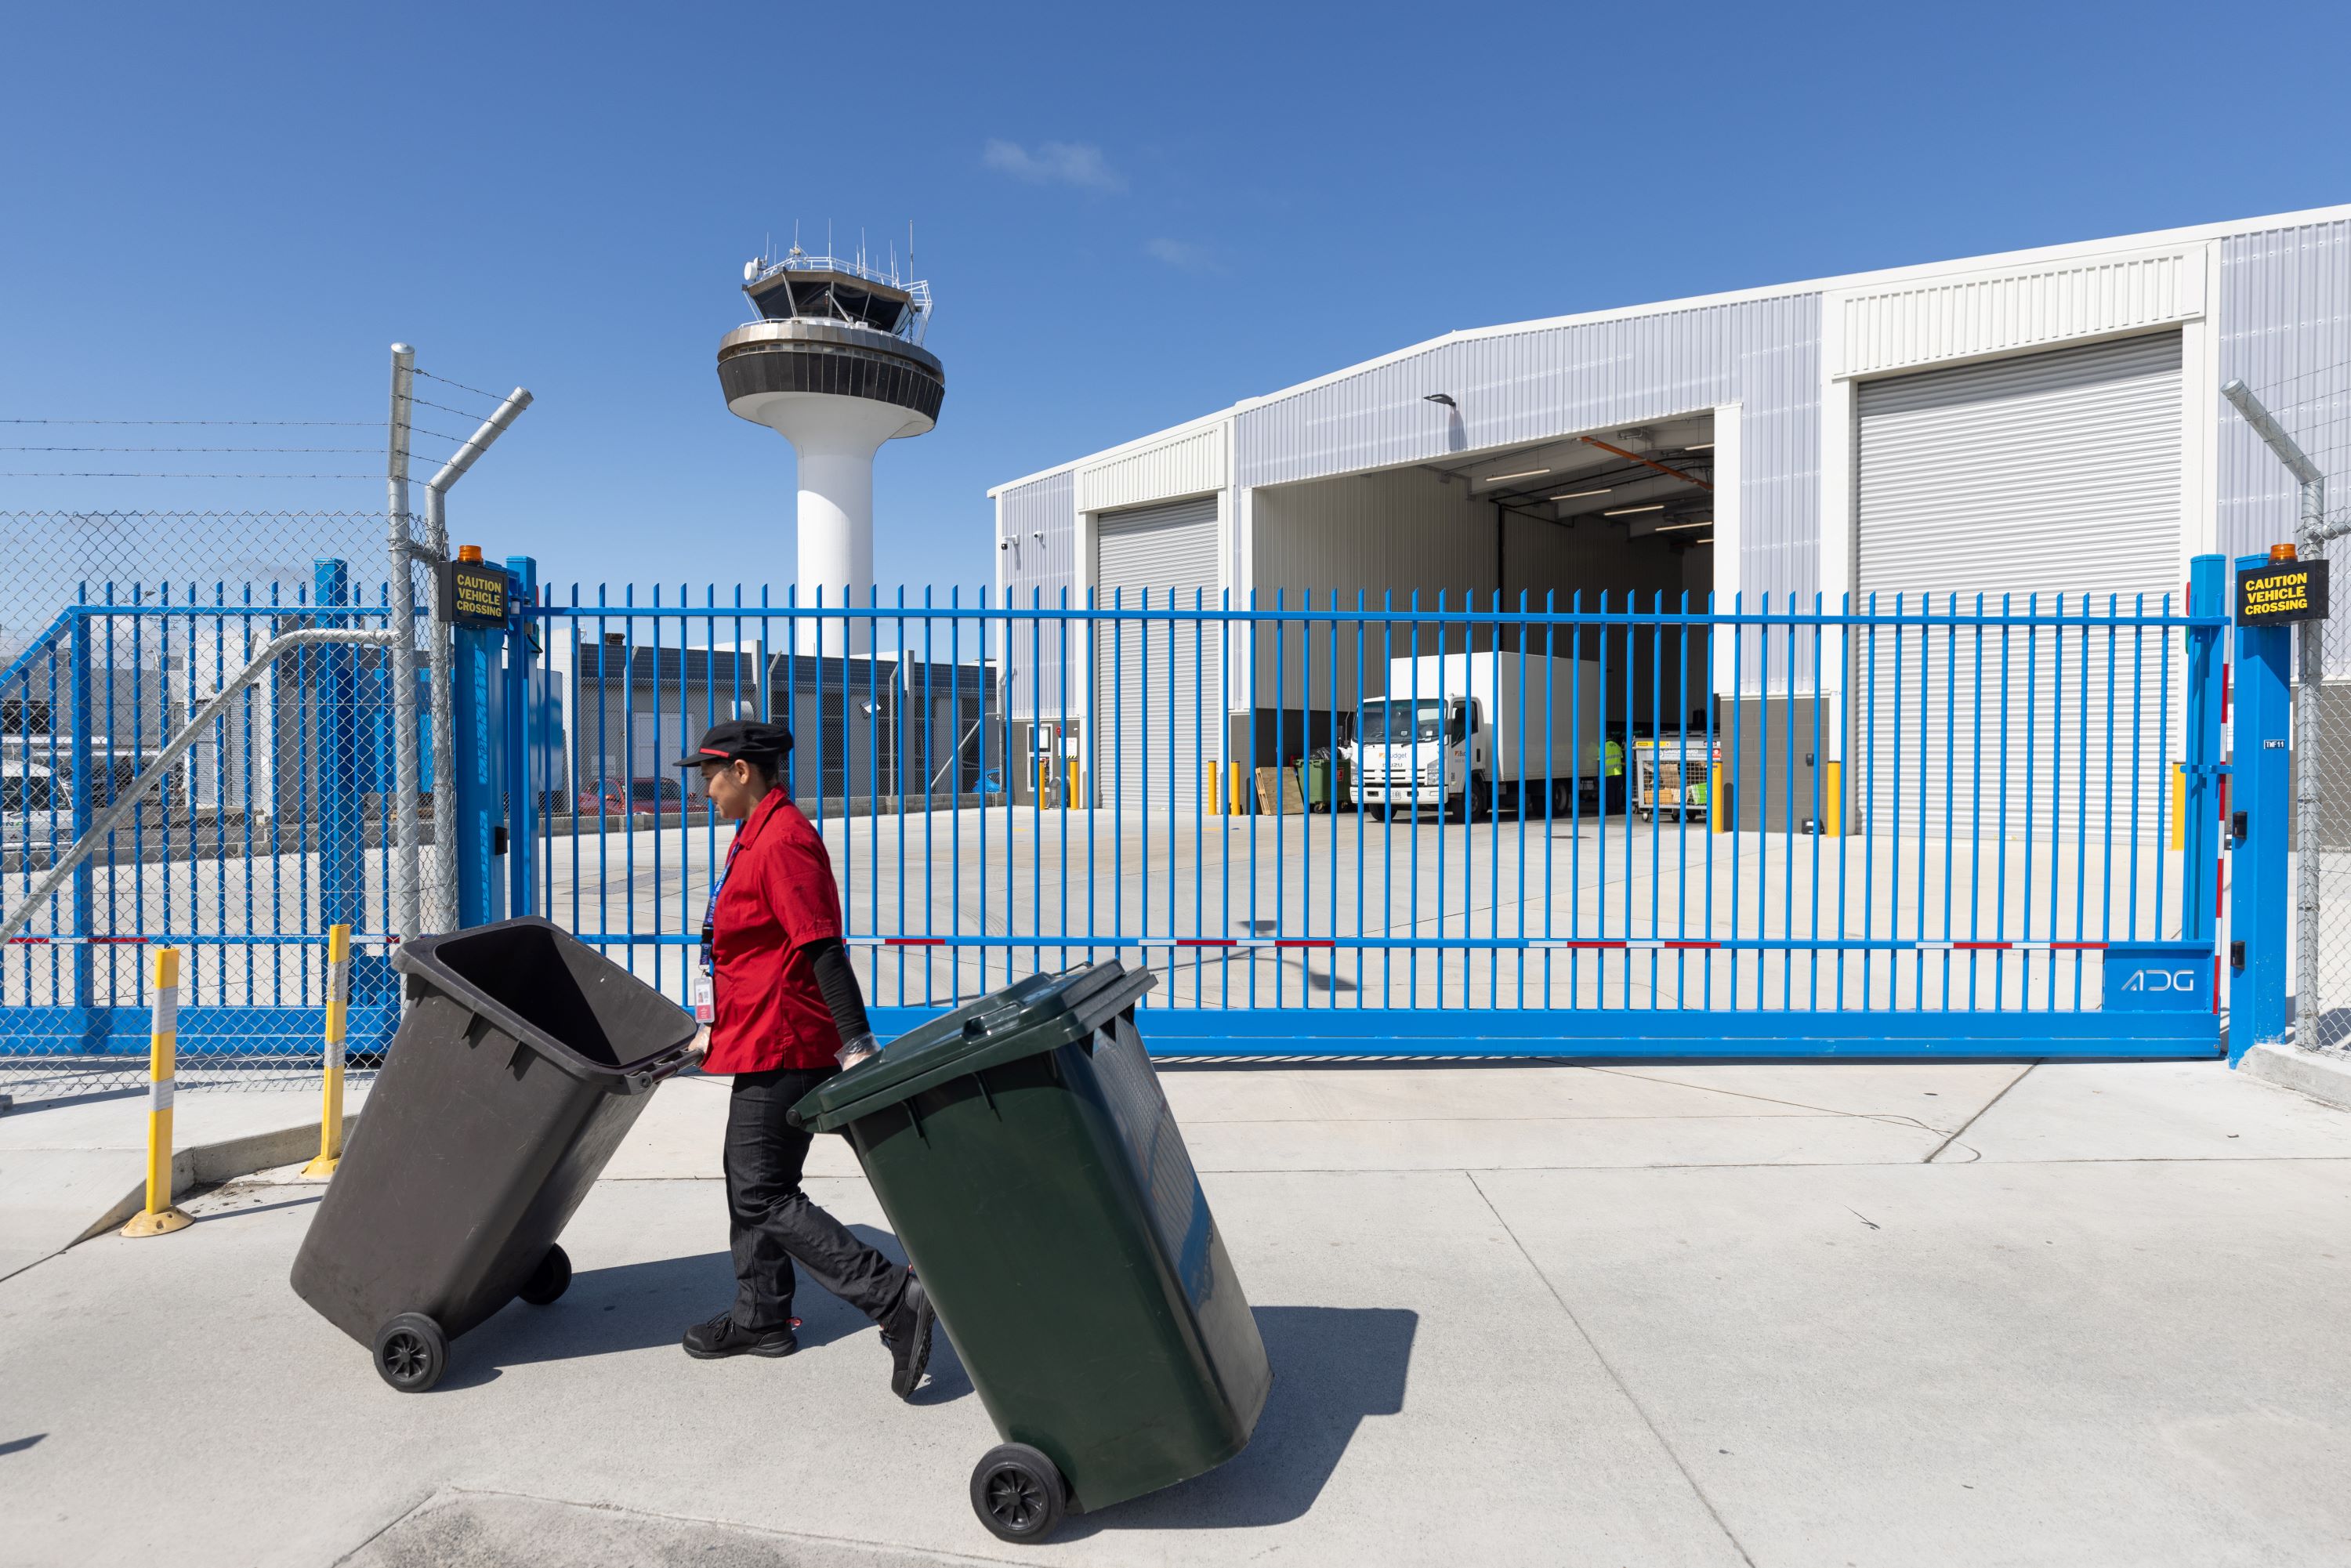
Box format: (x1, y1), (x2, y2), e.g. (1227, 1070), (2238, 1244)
(792, 959), (1271, 1544)
(290, 915), (697, 1392)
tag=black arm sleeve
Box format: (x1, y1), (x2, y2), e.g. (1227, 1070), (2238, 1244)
(806, 936), (872, 1043)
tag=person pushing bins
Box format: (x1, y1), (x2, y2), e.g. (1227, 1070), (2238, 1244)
(676, 719), (936, 1399)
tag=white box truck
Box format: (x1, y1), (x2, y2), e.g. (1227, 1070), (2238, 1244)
(1343, 651), (1606, 820)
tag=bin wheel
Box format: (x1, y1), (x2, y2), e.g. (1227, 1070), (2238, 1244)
(518, 1244), (572, 1306)
(373, 1313), (447, 1393)
(970, 1443), (1067, 1543)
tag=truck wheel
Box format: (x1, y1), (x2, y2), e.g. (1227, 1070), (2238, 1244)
(972, 1443), (1067, 1542)
(373, 1313), (447, 1393)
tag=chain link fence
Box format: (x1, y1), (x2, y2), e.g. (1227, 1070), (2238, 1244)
(2309, 527), (2350, 1052)
(0, 510), (427, 1105)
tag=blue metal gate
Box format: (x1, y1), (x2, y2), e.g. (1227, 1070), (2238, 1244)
(5, 553), (2277, 1085)
(0, 564), (404, 1098)
(515, 557), (2251, 1060)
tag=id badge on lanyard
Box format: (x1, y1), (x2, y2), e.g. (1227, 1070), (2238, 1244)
(696, 839), (740, 1027)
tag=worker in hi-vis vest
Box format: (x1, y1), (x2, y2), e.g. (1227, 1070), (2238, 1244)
(1602, 731), (1625, 810)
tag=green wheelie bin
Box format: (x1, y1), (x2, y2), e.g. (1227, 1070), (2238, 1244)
(792, 960), (1270, 1544)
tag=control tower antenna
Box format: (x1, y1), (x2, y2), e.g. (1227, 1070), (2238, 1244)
(719, 230), (944, 654)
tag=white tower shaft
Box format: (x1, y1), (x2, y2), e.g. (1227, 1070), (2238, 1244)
(774, 397), (910, 654)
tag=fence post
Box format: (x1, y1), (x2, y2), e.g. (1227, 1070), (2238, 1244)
(2182, 555), (2226, 951)
(313, 559), (363, 937)
(121, 946), (190, 1237)
(302, 924), (352, 1178)
(2230, 556), (2293, 1058)
(451, 553), (503, 928)
(68, 602), (98, 1051)
(503, 556), (539, 919)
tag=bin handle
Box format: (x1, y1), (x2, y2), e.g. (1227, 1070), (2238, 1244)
(627, 1042), (695, 1093)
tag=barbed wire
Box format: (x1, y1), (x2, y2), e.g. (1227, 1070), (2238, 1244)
(409, 396), (494, 422)
(2, 471), (386, 480)
(2, 445), (382, 454)
(0, 509), (384, 520)
(0, 417), (375, 427)
(413, 368), (508, 403)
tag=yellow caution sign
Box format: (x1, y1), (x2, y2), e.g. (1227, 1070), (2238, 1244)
(2237, 558), (2329, 625)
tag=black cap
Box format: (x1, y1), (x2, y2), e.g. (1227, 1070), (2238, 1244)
(674, 719), (794, 768)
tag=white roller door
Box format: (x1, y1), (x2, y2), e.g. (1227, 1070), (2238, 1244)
(1855, 331), (2183, 840)
(1093, 495), (1217, 815)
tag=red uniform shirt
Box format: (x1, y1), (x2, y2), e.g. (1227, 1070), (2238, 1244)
(703, 790), (846, 1075)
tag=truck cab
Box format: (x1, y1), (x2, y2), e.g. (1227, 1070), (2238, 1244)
(1346, 693), (1483, 819)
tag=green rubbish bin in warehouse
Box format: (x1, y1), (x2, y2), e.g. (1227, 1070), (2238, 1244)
(1302, 753), (1350, 812)
(792, 960), (1270, 1544)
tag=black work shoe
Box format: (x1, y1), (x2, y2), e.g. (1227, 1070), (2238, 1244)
(881, 1273), (935, 1400)
(682, 1312), (799, 1360)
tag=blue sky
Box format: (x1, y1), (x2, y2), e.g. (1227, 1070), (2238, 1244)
(4, 2), (2346, 600)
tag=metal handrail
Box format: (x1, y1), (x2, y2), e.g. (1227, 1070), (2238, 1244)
(0, 627), (397, 951)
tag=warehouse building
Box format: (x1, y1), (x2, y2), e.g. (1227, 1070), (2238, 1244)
(990, 205), (2350, 823)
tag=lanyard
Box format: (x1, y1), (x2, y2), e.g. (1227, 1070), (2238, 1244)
(701, 833), (744, 976)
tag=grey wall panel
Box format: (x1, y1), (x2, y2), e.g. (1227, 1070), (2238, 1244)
(998, 469), (1079, 719)
(1857, 331), (2184, 598)
(1234, 293), (1822, 604)
(2219, 223), (2351, 538)
(1248, 466), (1490, 715)
(2218, 218), (2351, 679)
(1854, 332), (2185, 839)
(1093, 496), (1219, 812)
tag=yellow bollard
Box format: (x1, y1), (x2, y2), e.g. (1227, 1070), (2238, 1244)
(2170, 763), (2186, 851)
(301, 924), (351, 1179)
(121, 947), (192, 1237)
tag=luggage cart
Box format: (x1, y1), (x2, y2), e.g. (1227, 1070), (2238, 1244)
(1632, 741), (1718, 823)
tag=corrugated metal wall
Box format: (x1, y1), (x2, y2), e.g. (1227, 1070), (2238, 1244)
(1094, 496), (1219, 811)
(987, 213), (2346, 724)
(2218, 218), (2351, 559)
(1245, 467), (1703, 712)
(1233, 293), (1823, 604)
(1836, 248), (2202, 379)
(999, 469), (1080, 716)
(1077, 424), (1225, 513)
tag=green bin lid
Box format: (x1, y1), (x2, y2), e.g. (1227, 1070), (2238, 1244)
(794, 960), (1157, 1134)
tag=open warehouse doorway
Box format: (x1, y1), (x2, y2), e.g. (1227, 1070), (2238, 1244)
(1244, 411), (1718, 814)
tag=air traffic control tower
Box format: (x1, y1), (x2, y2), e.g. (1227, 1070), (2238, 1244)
(719, 245), (944, 652)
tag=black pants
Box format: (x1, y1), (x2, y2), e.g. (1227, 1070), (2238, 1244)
(724, 1064), (908, 1331)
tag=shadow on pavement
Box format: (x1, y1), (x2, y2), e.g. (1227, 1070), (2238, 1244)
(1057, 1304), (1417, 1535)
(455, 1223), (975, 1403)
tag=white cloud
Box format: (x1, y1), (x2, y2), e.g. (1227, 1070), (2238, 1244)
(1145, 237), (1221, 273)
(982, 139), (1125, 192)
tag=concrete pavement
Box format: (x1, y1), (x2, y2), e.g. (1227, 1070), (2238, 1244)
(0, 1085), (369, 1282)
(2, 1059), (2349, 1566)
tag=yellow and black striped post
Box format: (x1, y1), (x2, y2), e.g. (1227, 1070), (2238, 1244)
(121, 946), (192, 1237)
(301, 923), (351, 1179)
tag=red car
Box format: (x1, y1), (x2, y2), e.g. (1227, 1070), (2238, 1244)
(585, 777), (695, 819)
